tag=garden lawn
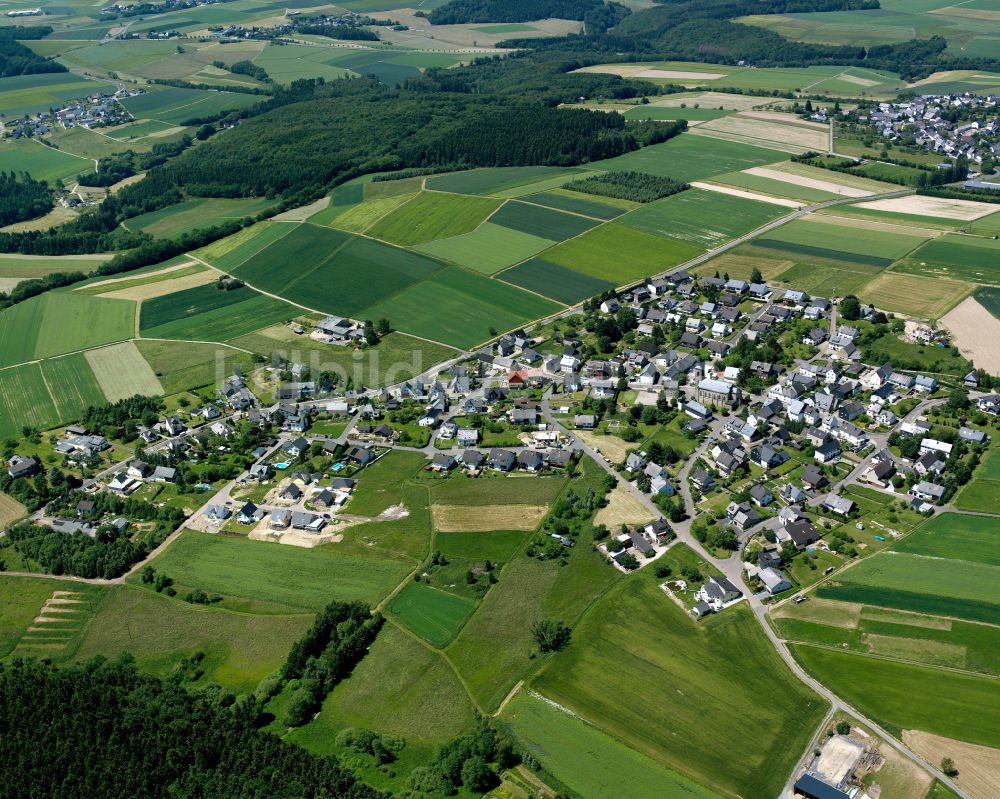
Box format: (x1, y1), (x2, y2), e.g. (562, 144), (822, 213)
(498, 258), (615, 304)
(387, 581), (477, 648)
(367, 191), (501, 245)
(792, 644), (1000, 748)
(541, 224), (702, 285)
(138, 531), (414, 611)
(502, 692), (725, 799)
(75, 585), (311, 694)
(619, 188), (784, 248)
(533, 579), (827, 799)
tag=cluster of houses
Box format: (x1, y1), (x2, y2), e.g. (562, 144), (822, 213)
(860, 93), (1000, 166)
(4, 86), (142, 142)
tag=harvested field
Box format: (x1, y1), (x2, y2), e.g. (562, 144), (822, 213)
(0, 491), (26, 529)
(772, 596), (863, 629)
(650, 92), (768, 110)
(695, 114), (829, 151)
(431, 504), (548, 532)
(575, 430), (633, 462)
(594, 486), (656, 528)
(85, 342), (164, 401)
(693, 250), (795, 282)
(941, 296), (1000, 373)
(742, 167), (872, 197)
(690, 181), (802, 208)
(903, 730), (1000, 799)
(861, 272), (971, 320)
(97, 268), (215, 301)
(854, 195), (998, 221)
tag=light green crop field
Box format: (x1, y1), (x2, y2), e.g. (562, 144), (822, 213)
(39, 353), (106, 422)
(619, 188), (785, 248)
(367, 191), (501, 245)
(894, 234), (1000, 283)
(0, 137), (94, 182)
(85, 342), (165, 402)
(291, 622), (475, 750)
(414, 222), (555, 275)
(126, 197), (276, 238)
(0, 255), (111, 288)
(72, 264), (206, 296)
(534, 579), (827, 799)
(792, 643), (1000, 747)
(0, 72), (107, 117)
(427, 166), (585, 196)
(0, 362), (60, 437)
(759, 217), (930, 263)
(624, 105), (731, 122)
(772, 260), (882, 298)
(252, 43), (355, 84)
(0, 292), (134, 369)
(74, 585), (311, 694)
(359, 266), (562, 349)
(193, 221), (296, 271)
(139, 283), (297, 341)
(540, 223), (702, 285)
(503, 692), (726, 799)
(590, 134), (787, 182)
(387, 581), (477, 648)
(321, 193), (416, 233)
(138, 530), (416, 611)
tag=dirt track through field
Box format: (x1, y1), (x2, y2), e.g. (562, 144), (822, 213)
(941, 296), (1000, 373)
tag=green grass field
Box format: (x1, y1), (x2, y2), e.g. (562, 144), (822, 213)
(119, 85), (262, 124)
(498, 257), (615, 304)
(39, 353), (106, 422)
(590, 134), (787, 182)
(74, 585), (310, 693)
(792, 643), (1000, 747)
(139, 283), (296, 341)
(488, 200), (599, 240)
(427, 166), (583, 196)
(347, 450), (428, 516)
(522, 189), (635, 219)
(0, 362), (60, 437)
(388, 581), (477, 648)
(0, 137), (94, 182)
(431, 475), (567, 506)
(773, 260), (882, 297)
(502, 692), (725, 799)
(0, 72), (108, 117)
(619, 188), (785, 248)
(133, 339), (254, 393)
(138, 530), (415, 611)
(194, 221), (296, 272)
(359, 266), (562, 349)
(539, 223), (702, 285)
(894, 234), (1000, 283)
(414, 222), (556, 275)
(367, 191), (501, 245)
(533, 578), (827, 799)
(126, 197), (276, 238)
(976, 285), (1000, 321)
(0, 292), (134, 368)
(0, 255), (112, 293)
(758, 217), (929, 263)
(0, 576), (103, 661)
(291, 622), (475, 751)
(448, 542), (620, 712)
(625, 105), (731, 122)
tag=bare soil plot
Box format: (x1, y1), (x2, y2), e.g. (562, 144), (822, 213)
(904, 731), (1000, 799)
(594, 486), (656, 529)
(97, 268), (215, 301)
(431, 504), (548, 532)
(690, 180), (802, 208)
(861, 271), (972, 320)
(742, 166), (872, 197)
(941, 296), (1000, 373)
(85, 341), (164, 401)
(853, 195), (999, 221)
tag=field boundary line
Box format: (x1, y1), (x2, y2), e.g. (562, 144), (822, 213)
(785, 639), (1000, 681)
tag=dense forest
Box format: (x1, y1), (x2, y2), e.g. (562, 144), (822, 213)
(428, 0), (606, 24)
(0, 658), (386, 799)
(565, 168), (688, 202)
(0, 172), (53, 226)
(297, 22), (379, 40)
(0, 27), (66, 78)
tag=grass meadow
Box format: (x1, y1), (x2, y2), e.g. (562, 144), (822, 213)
(367, 191), (501, 245)
(523, 190), (634, 219)
(499, 258), (615, 304)
(0, 362), (61, 437)
(0, 72), (106, 117)
(39, 353), (106, 421)
(533, 577), (827, 799)
(139, 283), (296, 341)
(0, 491), (27, 529)
(488, 200), (599, 240)
(126, 197), (276, 238)
(74, 585), (310, 693)
(427, 166), (582, 196)
(347, 450), (428, 516)
(894, 234), (1000, 283)
(119, 86), (261, 125)
(133, 339), (254, 394)
(387, 581), (477, 647)
(415, 223), (555, 275)
(502, 692), (726, 799)
(792, 643), (1000, 748)
(0, 137), (93, 182)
